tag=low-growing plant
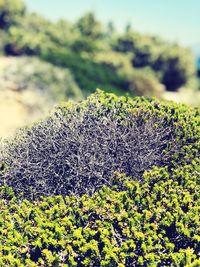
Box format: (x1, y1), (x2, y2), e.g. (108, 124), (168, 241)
(0, 160), (199, 266)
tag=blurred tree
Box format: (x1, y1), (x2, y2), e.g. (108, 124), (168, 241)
(125, 22), (132, 34)
(0, 0), (25, 30)
(160, 48), (196, 91)
(75, 12), (103, 40)
(5, 13), (51, 55)
(128, 68), (164, 97)
(114, 30), (196, 91)
(5, 13), (73, 55)
(132, 45), (152, 67)
(107, 21), (115, 37)
(114, 32), (135, 53)
(131, 34), (161, 68)
(46, 19), (72, 47)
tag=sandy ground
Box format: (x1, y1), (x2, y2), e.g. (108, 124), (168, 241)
(0, 89), (51, 138)
(163, 88), (200, 107)
(0, 91), (27, 137)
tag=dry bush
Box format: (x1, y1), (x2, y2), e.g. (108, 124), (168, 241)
(0, 91), (183, 199)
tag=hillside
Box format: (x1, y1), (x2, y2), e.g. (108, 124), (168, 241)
(0, 0), (198, 95)
(0, 56), (82, 137)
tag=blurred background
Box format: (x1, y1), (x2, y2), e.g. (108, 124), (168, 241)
(0, 0), (199, 137)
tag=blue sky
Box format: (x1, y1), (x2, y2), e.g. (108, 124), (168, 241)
(24, 0), (200, 48)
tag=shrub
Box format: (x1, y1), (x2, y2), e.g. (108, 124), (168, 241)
(114, 31), (196, 91)
(41, 49), (128, 95)
(128, 69), (165, 98)
(0, 0), (25, 30)
(0, 90), (199, 199)
(0, 160), (199, 266)
(0, 90), (199, 266)
(4, 13), (70, 56)
(75, 12), (103, 40)
(159, 48), (196, 91)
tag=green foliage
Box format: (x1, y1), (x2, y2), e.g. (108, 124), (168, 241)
(0, 0), (197, 96)
(113, 31), (196, 91)
(70, 37), (98, 54)
(75, 12), (103, 40)
(5, 13), (66, 56)
(0, 159), (199, 266)
(0, 0), (25, 30)
(42, 49), (128, 95)
(159, 48), (195, 91)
